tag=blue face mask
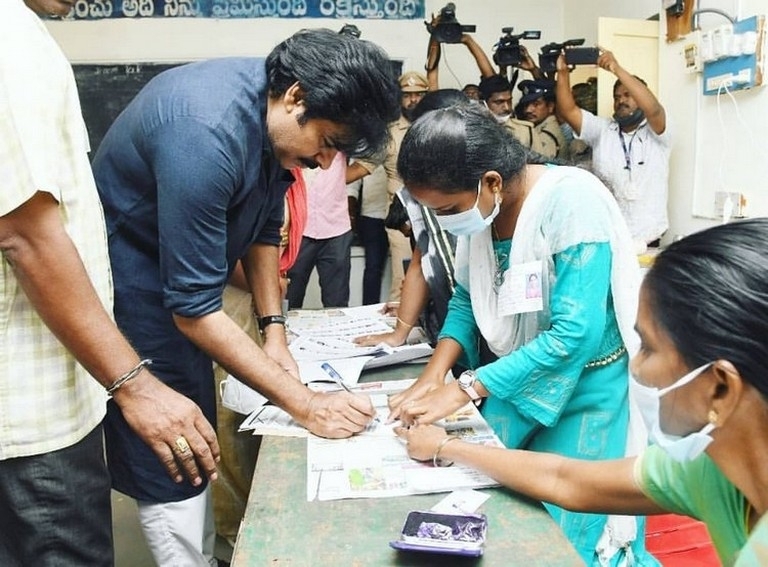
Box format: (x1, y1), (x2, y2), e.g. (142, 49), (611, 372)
(435, 180), (501, 236)
(631, 362), (716, 462)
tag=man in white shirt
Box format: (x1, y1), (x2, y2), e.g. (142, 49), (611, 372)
(0, 1), (219, 564)
(556, 49), (671, 247)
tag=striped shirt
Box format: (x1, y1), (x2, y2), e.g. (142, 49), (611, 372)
(0, 0), (108, 459)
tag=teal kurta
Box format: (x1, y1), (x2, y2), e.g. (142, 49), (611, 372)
(441, 240), (657, 566)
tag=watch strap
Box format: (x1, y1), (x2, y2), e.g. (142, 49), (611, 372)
(258, 314), (287, 331)
(458, 370), (482, 402)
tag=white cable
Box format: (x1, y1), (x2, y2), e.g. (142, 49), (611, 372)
(440, 48), (464, 89)
(715, 81), (728, 193)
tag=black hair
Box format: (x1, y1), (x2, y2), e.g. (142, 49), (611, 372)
(411, 89), (470, 121)
(266, 28), (400, 159)
(644, 218), (768, 400)
(478, 74), (511, 101)
(397, 104), (528, 193)
(612, 75), (647, 95)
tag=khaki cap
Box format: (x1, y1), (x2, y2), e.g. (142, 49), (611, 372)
(399, 71), (429, 93)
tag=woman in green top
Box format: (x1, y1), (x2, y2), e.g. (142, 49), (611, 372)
(397, 218), (768, 566)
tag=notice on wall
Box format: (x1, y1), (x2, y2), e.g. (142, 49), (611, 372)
(65, 0), (424, 20)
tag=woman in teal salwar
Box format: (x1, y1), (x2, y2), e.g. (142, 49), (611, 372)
(389, 105), (657, 565)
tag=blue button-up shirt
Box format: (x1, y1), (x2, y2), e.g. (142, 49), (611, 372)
(92, 58), (293, 501)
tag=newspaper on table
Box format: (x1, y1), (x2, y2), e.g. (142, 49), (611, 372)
(237, 378), (412, 438)
(305, 381), (505, 502)
(224, 303), (432, 419)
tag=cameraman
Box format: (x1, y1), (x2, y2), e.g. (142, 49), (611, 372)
(555, 48), (670, 248)
(465, 50), (539, 151)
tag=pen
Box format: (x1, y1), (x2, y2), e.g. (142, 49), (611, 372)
(320, 363), (380, 424)
(321, 362), (351, 392)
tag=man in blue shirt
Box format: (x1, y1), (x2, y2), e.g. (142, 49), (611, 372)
(92, 29), (399, 565)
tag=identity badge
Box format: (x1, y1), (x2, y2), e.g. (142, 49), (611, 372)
(496, 260), (543, 316)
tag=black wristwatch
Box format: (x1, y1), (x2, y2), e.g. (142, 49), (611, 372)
(258, 314), (287, 332)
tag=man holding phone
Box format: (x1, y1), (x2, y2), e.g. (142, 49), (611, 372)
(555, 48), (670, 248)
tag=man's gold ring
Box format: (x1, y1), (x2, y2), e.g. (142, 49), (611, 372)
(175, 436), (191, 454)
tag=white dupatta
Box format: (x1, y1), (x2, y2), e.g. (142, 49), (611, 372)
(454, 166), (647, 565)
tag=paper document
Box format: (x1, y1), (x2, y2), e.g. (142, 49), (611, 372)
(286, 304), (434, 366)
(238, 379), (417, 438)
(307, 392), (504, 502)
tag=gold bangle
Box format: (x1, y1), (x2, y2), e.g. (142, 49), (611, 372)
(396, 316), (415, 330)
(432, 435), (460, 468)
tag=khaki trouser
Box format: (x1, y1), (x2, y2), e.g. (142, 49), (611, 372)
(212, 286), (262, 543)
(385, 227), (412, 302)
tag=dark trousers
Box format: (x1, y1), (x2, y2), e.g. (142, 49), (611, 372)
(357, 216), (389, 305)
(0, 424), (113, 567)
(287, 231), (353, 309)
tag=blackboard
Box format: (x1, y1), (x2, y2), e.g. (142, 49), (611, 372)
(73, 63), (181, 158)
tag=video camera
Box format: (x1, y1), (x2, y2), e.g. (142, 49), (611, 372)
(338, 23), (362, 38)
(493, 27), (542, 67)
(426, 3), (476, 44)
(538, 39), (599, 74)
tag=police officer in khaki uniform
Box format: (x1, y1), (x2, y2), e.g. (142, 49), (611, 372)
(517, 78), (569, 160)
(347, 71), (429, 302)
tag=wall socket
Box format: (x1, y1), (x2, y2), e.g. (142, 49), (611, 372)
(714, 191), (747, 218)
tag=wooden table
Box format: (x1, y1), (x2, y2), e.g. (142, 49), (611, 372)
(231, 364), (582, 566)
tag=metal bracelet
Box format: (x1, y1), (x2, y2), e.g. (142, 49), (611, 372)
(432, 435), (460, 468)
(106, 359), (152, 396)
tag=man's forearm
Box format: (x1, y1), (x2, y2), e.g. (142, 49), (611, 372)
(1, 192), (151, 388)
(174, 310), (313, 419)
(245, 242), (283, 317)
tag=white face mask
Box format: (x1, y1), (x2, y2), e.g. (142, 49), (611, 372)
(493, 112), (511, 124)
(630, 362), (715, 462)
(435, 179), (501, 236)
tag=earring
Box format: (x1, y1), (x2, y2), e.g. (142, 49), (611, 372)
(708, 409), (718, 425)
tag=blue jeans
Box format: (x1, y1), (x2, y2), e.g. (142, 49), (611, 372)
(0, 424), (113, 566)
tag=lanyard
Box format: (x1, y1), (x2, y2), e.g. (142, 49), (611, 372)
(618, 125), (645, 173)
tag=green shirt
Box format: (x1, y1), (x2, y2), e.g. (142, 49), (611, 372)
(635, 445), (768, 566)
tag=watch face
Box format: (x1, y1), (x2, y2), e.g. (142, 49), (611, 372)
(458, 371), (475, 388)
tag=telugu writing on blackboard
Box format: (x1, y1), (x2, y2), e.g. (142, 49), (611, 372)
(67, 0), (424, 19)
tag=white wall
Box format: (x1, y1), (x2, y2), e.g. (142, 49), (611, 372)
(46, 1), (568, 84)
(563, 0), (659, 44)
(46, 1), (766, 303)
(660, 0), (768, 241)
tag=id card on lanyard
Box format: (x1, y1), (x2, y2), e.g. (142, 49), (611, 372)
(496, 260), (544, 316)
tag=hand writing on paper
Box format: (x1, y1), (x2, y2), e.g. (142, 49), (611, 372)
(303, 391), (376, 438)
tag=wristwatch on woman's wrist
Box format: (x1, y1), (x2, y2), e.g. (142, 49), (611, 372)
(457, 370), (482, 404)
